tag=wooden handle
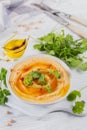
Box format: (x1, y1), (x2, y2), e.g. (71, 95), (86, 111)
(67, 24), (87, 39)
(70, 15), (87, 27)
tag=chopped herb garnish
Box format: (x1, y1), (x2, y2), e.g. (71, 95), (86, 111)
(38, 74), (47, 85)
(45, 85), (52, 93)
(31, 71), (41, 79)
(53, 70), (61, 79)
(23, 69), (61, 93)
(23, 70), (52, 93)
(49, 69), (61, 79)
(49, 69), (54, 74)
(23, 75), (33, 86)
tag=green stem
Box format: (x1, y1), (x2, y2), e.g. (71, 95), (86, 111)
(82, 56), (87, 59)
(0, 68), (2, 87)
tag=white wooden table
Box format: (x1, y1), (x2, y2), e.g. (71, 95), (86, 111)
(0, 0), (87, 130)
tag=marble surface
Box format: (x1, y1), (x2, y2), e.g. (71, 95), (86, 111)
(0, 0), (87, 130)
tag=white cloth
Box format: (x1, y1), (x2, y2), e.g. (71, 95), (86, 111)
(0, 0), (24, 32)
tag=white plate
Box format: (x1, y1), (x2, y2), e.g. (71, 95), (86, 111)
(7, 54), (72, 105)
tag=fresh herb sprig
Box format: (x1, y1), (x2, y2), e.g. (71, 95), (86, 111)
(72, 101), (85, 114)
(67, 90), (81, 101)
(34, 30), (87, 71)
(0, 87), (10, 105)
(0, 68), (7, 87)
(67, 86), (87, 114)
(79, 62), (87, 71)
(0, 68), (10, 105)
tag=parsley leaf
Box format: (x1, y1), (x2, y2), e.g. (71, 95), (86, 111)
(72, 101), (85, 114)
(38, 74), (47, 85)
(23, 71), (42, 86)
(34, 30), (87, 70)
(49, 69), (54, 74)
(0, 96), (8, 105)
(3, 89), (11, 96)
(0, 87), (10, 105)
(67, 89), (86, 114)
(31, 71), (41, 79)
(0, 68), (7, 87)
(53, 70), (61, 79)
(49, 69), (61, 79)
(0, 88), (4, 98)
(23, 74), (33, 86)
(23, 71), (52, 93)
(79, 62), (87, 71)
(45, 85), (52, 93)
(67, 90), (81, 101)
(66, 57), (82, 68)
(0, 68), (10, 105)
(34, 44), (45, 51)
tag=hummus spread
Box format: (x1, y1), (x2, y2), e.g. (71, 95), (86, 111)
(9, 56), (70, 104)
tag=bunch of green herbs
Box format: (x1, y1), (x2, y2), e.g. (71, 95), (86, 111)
(34, 30), (87, 71)
(67, 87), (87, 114)
(0, 68), (10, 105)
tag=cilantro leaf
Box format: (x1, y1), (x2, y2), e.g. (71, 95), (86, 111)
(49, 69), (61, 79)
(32, 71), (41, 79)
(0, 68), (11, 105)
(79, 62), (87, 71)
(0, 87), (10, 105)
(45, 85), (52, 93)
(0, 88), (4, 98)
(23, 75), (33, 86)
(67, 90), (81, 101)
(53, 70), (61, 79)
(34, 44), (45, 51)
(23, 71), (42, 86)
(38, 74), (47, 85)
(34, 30), (87, 71)
(3, 89), (11, 96)
(66, 57), (82, 68)
(0, 68), (7, 87)
(39, 74), (45, 82)
(23, 71), (52, 93)
(72, 101), (85, 114)
(0, 96), (8, 105)
(49, 69), (54, 74)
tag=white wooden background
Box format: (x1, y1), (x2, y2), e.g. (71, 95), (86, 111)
(0, 0), (87, 130)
